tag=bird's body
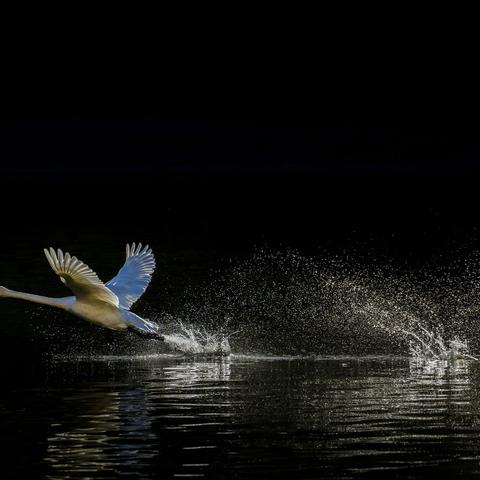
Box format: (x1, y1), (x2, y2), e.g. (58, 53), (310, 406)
(0, 243), (162, 339)
(71, 298), (127, 330)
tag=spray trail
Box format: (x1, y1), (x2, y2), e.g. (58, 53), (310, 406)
(157, 248), (480, 359)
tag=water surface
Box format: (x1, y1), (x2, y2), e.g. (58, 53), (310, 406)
(3, 356), (480, 479)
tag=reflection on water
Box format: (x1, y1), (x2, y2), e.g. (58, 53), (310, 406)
(45, 388), (156, 478)
(409, 357), (472, 378)
(3, 357), (480, 479)
(36, 360), (231, 479)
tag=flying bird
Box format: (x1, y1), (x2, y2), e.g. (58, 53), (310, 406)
(0, 243), (163, 339)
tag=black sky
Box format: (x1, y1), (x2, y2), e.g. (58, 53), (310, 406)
(2, 41), (480, 258)
(2, 118), (480, 176)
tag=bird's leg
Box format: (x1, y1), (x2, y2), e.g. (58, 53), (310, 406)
(127, 326), (165, 341)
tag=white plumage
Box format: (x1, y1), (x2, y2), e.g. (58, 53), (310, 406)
(0, 243), (162, 338)
(106, 243), (156, 309)
(44, 247), (120, 305)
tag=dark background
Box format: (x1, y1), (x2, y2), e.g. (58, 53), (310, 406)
(5, 20), (480, 480)
(2, 5), (478, 262)
(2, 54), (480, 359)
(2, 115), (480, 258)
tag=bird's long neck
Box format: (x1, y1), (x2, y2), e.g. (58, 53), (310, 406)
(2, 288), (70, 309)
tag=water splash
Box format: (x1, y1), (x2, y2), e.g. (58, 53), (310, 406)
(156, 248), (480, 360)
(32, 248), (480, 361)
(352, 297), (477, 361)
(405, 331), (477, 361)
(162, 321), (232, 357)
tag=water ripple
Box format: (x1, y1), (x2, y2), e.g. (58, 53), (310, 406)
(2, 357), (480, 479)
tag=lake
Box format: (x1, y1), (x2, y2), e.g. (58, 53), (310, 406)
(2, 233), (480, 479)
(2, 356), (480, 479)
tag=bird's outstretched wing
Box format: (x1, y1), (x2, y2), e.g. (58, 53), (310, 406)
(105, 243), (156, 310)
(44, 248), (119, 306)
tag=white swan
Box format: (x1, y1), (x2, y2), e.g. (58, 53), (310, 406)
(0, 243), (163, 339)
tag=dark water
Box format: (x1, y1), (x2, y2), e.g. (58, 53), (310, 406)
(3, 356), (480, 479)
(3, 215), (480, 478)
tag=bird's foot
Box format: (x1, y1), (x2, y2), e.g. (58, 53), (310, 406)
(127, 327), (165, 341)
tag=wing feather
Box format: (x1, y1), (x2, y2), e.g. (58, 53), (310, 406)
(44, 247), (119, 306)
(105, 242), (156, 309)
